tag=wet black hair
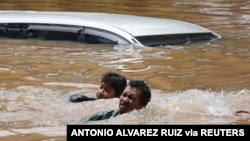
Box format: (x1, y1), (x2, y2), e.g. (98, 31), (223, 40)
(101, 72), (127, 97)
(128, 80), (151, 106)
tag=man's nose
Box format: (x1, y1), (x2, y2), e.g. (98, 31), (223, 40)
(123, 97), (129, 102)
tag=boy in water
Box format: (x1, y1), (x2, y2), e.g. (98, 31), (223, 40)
(69, 72), (127, 102)
(85, 80), (151, 121)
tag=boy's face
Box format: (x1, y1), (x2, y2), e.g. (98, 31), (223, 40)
(96, 82), (116, 99)
(118, 85), (144, 114)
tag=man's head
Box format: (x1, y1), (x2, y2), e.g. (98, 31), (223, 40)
(118, 80), (151, 114)
(96, 72), (127, 99)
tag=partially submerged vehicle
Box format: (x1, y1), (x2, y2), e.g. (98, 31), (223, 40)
(0, 10), (221, 47)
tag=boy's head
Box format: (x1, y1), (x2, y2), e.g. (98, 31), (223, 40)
(118, 80), (151, 114)
(96, 72), (127, 99)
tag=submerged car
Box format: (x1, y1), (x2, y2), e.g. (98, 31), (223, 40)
(0, 10), (221, 47)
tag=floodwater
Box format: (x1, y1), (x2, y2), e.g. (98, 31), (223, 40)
(0, 0), (250, 140)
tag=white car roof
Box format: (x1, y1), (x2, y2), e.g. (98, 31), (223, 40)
(0, 10), (221, 47)
(0, 10), (220, 37)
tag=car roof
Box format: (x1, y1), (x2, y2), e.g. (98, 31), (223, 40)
(0, 10), (221, 37)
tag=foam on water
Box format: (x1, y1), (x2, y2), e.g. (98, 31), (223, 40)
(1, 85), (249, 129)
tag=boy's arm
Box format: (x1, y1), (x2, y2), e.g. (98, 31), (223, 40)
(69, 94), (97, 103)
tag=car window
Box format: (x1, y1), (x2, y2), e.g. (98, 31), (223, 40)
(83, 27), (130, 44)
(0, 23), (27, 39)
(21, 24), (130, 45)
(23, 24), (82, 42)
(0, 23), (130, 45)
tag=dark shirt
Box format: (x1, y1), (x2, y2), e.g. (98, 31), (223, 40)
(69, 94), (96, 103)
(85, 110), (119, 121)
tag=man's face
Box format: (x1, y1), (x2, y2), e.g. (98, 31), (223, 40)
(96, 82), (116, 99)
(119, 85), (144, 114)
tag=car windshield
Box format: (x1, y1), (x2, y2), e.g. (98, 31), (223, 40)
(135, 33), (218, 47)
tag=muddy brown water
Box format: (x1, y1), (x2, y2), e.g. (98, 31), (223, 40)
(0, 0), (249, 140)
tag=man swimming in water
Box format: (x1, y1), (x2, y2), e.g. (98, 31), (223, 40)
(85, 80), (151, 121)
